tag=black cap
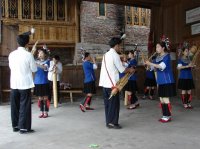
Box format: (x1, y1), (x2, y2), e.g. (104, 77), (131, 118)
(109, 37), (122, 48)
(17, 31), (31, 47)
(84, 52), (90, 59)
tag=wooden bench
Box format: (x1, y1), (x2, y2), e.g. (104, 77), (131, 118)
(1, 89), (82, 103)
(60, 89), (82, 103)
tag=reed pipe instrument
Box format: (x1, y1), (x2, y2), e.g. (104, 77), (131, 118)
(53, 68), (58, 108)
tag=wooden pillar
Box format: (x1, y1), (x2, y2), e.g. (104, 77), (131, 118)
(75, 0), (80, 43)
(65, 0), (68, 22)
(18, 0), (22, 20)
(54, 0), (57, 21)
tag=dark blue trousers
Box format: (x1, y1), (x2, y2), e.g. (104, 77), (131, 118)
(10, 89), (32, 130)
(103, 88), (120, 125)
(131, 92), (138, 104)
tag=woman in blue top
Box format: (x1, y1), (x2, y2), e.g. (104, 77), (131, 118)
(79, 52), (97, 112)
(177, 46), (195, 109)
(125, 50), (140, 109)
(145, 40), (176, 123)
(34, 49), (50, 118)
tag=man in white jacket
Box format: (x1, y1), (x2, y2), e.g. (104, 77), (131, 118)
(99, 37), (135, 129)
(9, 31), (37, 134)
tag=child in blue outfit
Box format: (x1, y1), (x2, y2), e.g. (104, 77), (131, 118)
(145, 39), (176, 123)
(34, 49), (50, 118)
(79, 52), (97, 112)
(125, 50), (140, 109)
(177, 45), (195, 109)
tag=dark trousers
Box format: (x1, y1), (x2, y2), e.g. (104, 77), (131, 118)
(10, 89), (32, 130)
(40, 100), (49, 112)
(103, 88), (120, 125)
(49, 81), (60, 102)
(131, 92), (138, 104)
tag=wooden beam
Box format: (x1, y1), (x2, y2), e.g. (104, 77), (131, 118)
(2, 19), (75, 26)
(28, 40), (75, 47)
(82, 0), (161, 8)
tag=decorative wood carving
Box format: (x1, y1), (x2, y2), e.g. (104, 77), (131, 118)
(1, 0), (79, 45)
(8, 0), (18, 18)
(57, 0), (65, 21)
(22, 0), (31, 19)
(46, 0), (54, 20)
(125, 6), (150, 26)
(34, 0), (42, 19)
(1, 0), (5, 18)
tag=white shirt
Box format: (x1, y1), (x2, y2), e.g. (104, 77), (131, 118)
(48, 61), (63, 81)
(9, 47), (37, 89)
(99, 48), (126, 88)
(159, 62), (166, 71)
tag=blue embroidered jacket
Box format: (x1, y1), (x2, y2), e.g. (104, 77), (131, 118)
(83, 61), (96, 83)
(178, 58), (193, 79)
(153, 53), (175, 85)
(34, 59), (50, 84)
(128, 59), (137, 81)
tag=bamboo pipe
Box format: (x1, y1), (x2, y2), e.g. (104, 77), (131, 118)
(53, 72), (58, 108)
(124, 91), (128, 106)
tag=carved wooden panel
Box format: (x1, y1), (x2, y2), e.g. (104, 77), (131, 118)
(34, 0), (42, 19)
(133, 7), (139, 25)
(125, 6), (150, 26)
(46, 0), (54, 20)
(1, 0), (5, 18)
(19, 25), (76, 43)
(8, 0), (18, 18)
(2, 0), (77, 24)
(22, 0), (31, 19)
(57, 0), (65, 21)
(126, 6), (132, 25)
(141, 8), (146, 26)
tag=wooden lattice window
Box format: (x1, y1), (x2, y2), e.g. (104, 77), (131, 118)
(57, 0), (65, 21)
(34, 0), (42, 19)
(1, 0), (5, 18)
(99, 2), (106, 16)
(133, 7), (139, 25)
(46, 0), (54, 20)
(22, 0), (31, 19)
(2, 0), (70, 22)
(8, 0), (18, 18)
(141, 8), (146, 26)
(126, 6), (132, 25)
(125, 6), (151, 27)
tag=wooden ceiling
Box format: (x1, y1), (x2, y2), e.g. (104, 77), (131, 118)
(82, 0), (161, 8)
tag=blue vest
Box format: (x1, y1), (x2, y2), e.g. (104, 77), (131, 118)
(154, 53), (175, 85)
(83, 61), (96, 83)
(128, 59), (137, 81)
(178, 58), (193, 79)
(34, 60), (50, 84)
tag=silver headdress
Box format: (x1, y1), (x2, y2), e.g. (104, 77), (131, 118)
(183, 41), (190, 49)
(120, 33), (126, 40)
(160, 35), (170, 50)
(80, 47), (86, 61)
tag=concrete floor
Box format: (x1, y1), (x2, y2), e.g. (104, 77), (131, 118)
(1, 95), (200, 149)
